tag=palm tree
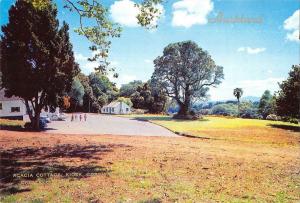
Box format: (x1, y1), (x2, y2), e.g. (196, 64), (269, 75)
(233, 88), (243, 116)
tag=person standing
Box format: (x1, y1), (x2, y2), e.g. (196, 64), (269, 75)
(80, 114), (82, 122)
(84, 113), (87, 121)
(71, 114), (74, 122)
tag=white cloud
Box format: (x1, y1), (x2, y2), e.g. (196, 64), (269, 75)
(109, 73), (137, 88)
(172, 0), (214, 28)
(110, 0), (139, 27)
(283, 10), (299, 42)
(83, 61), (99, 73)
(74, 52), (120, 75)
(209, 77), (283, 100)
(74, 52), (96, 74)
(237, 47), (266, 54)
(74, 53), (88, 61)
(144, 59), (152, 63)
(110, 0), (164, 27)
(110, 61), (119, 66)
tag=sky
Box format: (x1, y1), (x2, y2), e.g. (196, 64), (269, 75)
(0, 0), (299, 100)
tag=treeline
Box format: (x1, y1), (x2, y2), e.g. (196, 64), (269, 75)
(63, 75), (168, 113)
(190, 65), (300, 123)
(62, 72), (118, 113)
(119, 80), (167, 113)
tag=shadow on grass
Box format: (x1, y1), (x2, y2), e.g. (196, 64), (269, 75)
(0, 143), (131, 196)
(138, 198), (162, 203)
(267, 124), (300, 133)
(0, 125), (24, 131)
(0, 125), (58, 133)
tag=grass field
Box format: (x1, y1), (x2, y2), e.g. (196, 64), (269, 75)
(0, 116), (299, 202)
(124, 114), (300, 145)
(0, 119), (25, 129)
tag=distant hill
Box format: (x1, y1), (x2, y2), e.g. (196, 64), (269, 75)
(241, 96), (260, 102)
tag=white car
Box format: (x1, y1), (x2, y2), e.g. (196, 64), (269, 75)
(50, 113), (66, 121)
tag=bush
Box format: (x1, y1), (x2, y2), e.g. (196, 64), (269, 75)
(211, 103), (238, 116)
(289, 118), (299, 124)
(282, 117), (299, 124)
(131, 108), (148, 114)
(266, 114), (280, 121)
(198, 109), (210, 115)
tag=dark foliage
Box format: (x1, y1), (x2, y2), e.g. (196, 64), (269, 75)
(152, 41), (224, 117)
(1, 0), (79, 129)
(275, 65), (300, 119)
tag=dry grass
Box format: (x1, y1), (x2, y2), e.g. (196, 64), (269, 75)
(0, 123), (299, 202)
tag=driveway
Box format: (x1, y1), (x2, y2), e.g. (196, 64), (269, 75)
(46, 114), (178, 137)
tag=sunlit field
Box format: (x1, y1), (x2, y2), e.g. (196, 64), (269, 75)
(122, 115), (300, 145)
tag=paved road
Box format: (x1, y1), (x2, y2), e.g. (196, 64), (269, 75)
(46, 114), (178, 137)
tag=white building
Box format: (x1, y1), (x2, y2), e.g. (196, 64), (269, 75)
(101, 101), (131, 114)
(0, 89), (59, 120)
(0, 89), (27, 120)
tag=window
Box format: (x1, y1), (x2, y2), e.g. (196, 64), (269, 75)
(0, 103), (2, 110)
(111, 108), (114, 112)
(11, 107), (20, 112)
(126, 108), (129, 112)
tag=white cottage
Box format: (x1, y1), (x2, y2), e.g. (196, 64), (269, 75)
(0, 89), (27, 120)
(0, 89), (59, 120)
(101, 101), (131, 114)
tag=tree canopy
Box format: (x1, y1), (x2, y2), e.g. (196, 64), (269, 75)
(69, 77), (85, 110)
(152, 41), (224, 117)
(1, 0), (79, 129)
(120, 80), (143, 97)
(275, 65), (300, 119)
(258, 90), (275, 118)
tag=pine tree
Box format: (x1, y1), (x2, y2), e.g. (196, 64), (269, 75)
(1, 0), (79, 130)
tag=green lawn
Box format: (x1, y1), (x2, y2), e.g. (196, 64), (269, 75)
(123, 114), (299, 131)
(121, 114), (300, 143)
(0, 119), (25, 130)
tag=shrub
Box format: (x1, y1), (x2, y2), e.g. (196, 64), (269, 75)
(282, 117), (299, 124)
(211, 103), (238, 116)
(266, 114), (280, 121)
(198, 109), (210, 115)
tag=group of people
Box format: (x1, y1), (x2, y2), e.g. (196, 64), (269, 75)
(71, 113), (87, 122)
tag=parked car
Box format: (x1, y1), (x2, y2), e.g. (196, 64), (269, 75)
(39, 118), (48, 129)
(40, 116), (51, 123)
(50, 113), (66, 121)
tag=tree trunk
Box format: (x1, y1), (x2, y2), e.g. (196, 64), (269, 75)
(32, 113), (40, 131)
(237, 99), (240, 117)
(178, 103), (189, 116)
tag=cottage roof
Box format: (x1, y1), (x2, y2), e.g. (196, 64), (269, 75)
(103, 101), (129, 108)
(0, 89), (23, 101)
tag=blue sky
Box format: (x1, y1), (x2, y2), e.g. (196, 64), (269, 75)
(0, 0), (299, 100)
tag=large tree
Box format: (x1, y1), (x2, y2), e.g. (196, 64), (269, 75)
(120, 80), (143, 97)
(1, 0), (79, 129)
(275, 65), (300, 119)
(88, 72), (118, 111)
(258, 90), (275, 118)
(69, 77), (85, 111)
(152, 41), (224, 117)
